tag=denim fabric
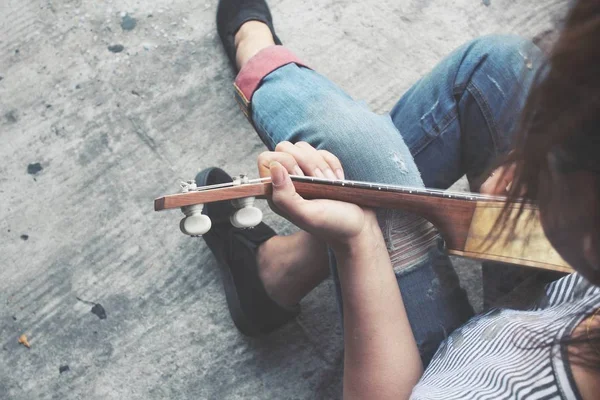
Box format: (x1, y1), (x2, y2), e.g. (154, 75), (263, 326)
(390, 35), (542, 189)
(248, 35), (543, 366)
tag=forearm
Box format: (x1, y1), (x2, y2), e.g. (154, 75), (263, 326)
(334, 223), (422, 400)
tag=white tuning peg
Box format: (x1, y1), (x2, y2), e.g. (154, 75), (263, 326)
(180, 204), (211, 236)
(230, 197), (262, 229)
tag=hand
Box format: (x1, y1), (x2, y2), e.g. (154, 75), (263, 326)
(257, 141), (379, 250)
(480, 163), (517, 195)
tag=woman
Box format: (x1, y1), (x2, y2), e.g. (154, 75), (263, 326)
(200, 0), (600, 397)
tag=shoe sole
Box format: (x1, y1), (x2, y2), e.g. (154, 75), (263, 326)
(203, 232), (262, 336)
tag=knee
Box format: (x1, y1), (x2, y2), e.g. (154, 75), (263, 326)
(453, 34), (544, 114)
(254, 67), (421, 185)
(468, 34), (544, 76)
(302, 104), (421, 185)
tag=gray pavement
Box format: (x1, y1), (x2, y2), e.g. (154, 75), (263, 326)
(1, 0), (565, 399)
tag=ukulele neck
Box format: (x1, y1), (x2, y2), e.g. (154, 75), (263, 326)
(290, 176), (484, 250)
(154, 175), (572, 273)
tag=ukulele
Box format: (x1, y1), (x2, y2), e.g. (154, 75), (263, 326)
(155, 174), (572, 273)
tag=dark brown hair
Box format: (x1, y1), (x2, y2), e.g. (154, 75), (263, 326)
(503, 0), (600, 203)
(499, 0), (600, 371)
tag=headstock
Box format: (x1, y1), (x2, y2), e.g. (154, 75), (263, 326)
(175, 174), (265, 237)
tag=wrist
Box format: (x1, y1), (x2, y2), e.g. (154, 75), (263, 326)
(330, 217), (384, 259)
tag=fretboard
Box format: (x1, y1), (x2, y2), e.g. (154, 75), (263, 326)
(290, 175), (507, 203)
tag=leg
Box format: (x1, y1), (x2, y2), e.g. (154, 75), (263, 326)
(253, 33), (540, 306)
(256, 230), (329, 308)
(232, 22), (332, 308)
(391, 35), (542, 189)
(389, 35), (565, 308)
(232, 23), (545, 362)
(235, 37), (472, 365)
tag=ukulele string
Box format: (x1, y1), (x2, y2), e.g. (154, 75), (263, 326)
(288, 175), (510, 201)
(189, 175), (510, 202)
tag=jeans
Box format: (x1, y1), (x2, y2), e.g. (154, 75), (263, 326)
(239, 35), (544, 366)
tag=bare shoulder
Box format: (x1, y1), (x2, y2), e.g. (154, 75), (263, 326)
(569, 310), (600, 400)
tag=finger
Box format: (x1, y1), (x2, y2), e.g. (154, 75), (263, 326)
(481, 174), (510, 195)
(504, 162), (517, 178)
(500, 163), (527, 196)
(275, 141), (335, 180)
(480, 174), (496, 195)
(317, 149), (344, 180)
(480, 165), (503, 195)
(269, 161), (325, 229)
(480, 164), (516, 195)
(293, 142), (336, 179)
(496, 163), (517, 193)
(257, 151), (305, 178)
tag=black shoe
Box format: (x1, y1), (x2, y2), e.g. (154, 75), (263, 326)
(216, 0), (282, 69)
(196, 167), (299, 336)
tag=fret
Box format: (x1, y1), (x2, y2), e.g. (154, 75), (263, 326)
(287, 175), (505, 203)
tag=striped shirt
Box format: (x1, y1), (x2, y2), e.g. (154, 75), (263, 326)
(411, 273), (600, 399)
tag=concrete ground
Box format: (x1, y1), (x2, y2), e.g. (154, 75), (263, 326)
(1, 0), (566, 399)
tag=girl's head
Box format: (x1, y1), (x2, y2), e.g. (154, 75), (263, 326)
(507, 0), (600, 284)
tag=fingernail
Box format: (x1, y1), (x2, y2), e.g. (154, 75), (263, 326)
(270, 162), (285, 186)
(324, 168), (336, 180)
(335, 168), (345, 180)
(314, 168), (325, 178)
(294, 165), (305, 176)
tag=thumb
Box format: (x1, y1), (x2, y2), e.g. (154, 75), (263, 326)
(270, 161), (295, 197)
(269, 161), (305, 219)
